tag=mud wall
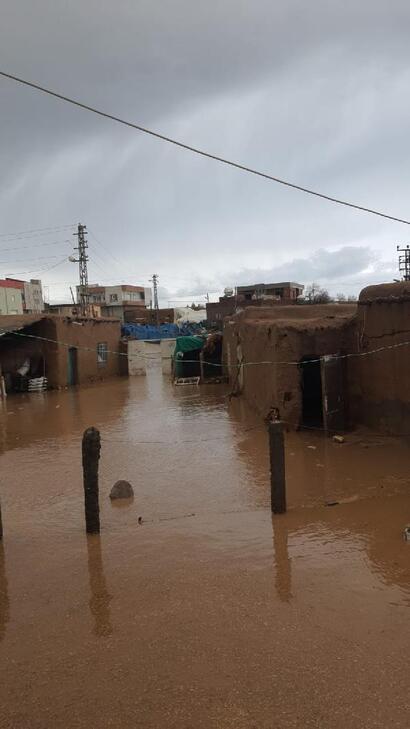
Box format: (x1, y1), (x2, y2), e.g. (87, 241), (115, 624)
(350, 286), (410, 433)
(223, 306), (356, 427)
(29, 317), (122, 388)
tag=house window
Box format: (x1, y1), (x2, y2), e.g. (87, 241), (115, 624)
(97, 342), (108, 366)
(110, 294), (118, 302)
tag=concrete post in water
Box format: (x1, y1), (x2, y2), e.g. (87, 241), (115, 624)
(269, 420), (286, 514)
(82, 427), (101, 534)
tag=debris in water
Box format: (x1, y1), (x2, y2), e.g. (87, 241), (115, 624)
(333, 435), (345, 444)
(325, 500), (340, 507)
(138, 516), (143, 525)
(403, 526), (410, 542)
(307, 445), (317, 450)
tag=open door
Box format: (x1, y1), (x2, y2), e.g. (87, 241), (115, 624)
(320, 354), (345, 434)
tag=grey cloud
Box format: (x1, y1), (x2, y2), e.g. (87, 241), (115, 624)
(172, 246), (394, 299)
(1, 1), (409, 302)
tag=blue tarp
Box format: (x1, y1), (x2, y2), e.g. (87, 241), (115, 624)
(121, 323), (201, 340)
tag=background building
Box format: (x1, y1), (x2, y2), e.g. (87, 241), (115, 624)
(0, 280), (24, 315)
(5, 278), (44, 313)
(46, 303), (102, 318)
(78, 284), (152, 321)
(206, 282), (305, 327)
(236, 282), (304, 302)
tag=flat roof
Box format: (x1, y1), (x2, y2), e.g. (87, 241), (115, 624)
(0, 279), (24, 290)
(0, 313), (121, 336)
(87, 284), (145, 293)
(0, 314), (46, 335)
(237, 282), (304, 291)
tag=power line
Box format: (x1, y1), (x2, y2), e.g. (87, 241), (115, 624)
(0, 239), (71, 253)
(88, 230), (123, 269)
(1, 70), (409, 226)
(0, 254), (66, 265)
(4, 257), (70, 276)
(0, 224), (75, 240)
(2, 326), (410, 369)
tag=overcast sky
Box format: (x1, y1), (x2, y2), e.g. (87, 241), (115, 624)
(1, 0), (410, 304)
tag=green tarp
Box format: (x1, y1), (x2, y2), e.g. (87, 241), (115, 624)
(174, 336), (205, 377)
(174, 336), (205, 355)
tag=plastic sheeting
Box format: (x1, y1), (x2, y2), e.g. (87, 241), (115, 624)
(122, 323), (199, 340)
(173, 335), (205, 354)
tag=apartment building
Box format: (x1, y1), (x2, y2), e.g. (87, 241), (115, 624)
(5, 278), (44, 313)
(0, 280), (24, 315)
(79, 284), (152, 321)
(236, 281), (304, 302)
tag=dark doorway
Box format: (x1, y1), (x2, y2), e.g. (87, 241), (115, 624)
(320, 354), (345, 433)
(67, 347), (78, 386)
(301, 356), (323, 427)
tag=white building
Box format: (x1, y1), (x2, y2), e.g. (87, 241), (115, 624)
(78, 284), (152, 321)
(5, 278), (44, 313)
(0, 280), (24, 315)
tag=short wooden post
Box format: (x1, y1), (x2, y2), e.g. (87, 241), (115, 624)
(0, 364), (6, 401)
(269, 420), (286, 514)
(82, 427), (101, 533)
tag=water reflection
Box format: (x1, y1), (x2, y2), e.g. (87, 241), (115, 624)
(0, 379), (129, 455)
(86, 535), (113, 638)
(0, 542), (9, 642)
(272, 518), (292, 602)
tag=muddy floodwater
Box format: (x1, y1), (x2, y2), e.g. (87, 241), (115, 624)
(1, 358), (410, 728)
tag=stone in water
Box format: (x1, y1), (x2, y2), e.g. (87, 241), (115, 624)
(110, 480), (134, 500)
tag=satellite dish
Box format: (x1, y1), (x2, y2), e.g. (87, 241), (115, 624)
(224, 287), (234, 297)
(68, 255), (77, 263)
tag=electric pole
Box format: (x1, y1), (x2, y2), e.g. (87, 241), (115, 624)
(71, 223), (89, 316)
(397, 244), (410, 281)
(150, 274), (159, 325)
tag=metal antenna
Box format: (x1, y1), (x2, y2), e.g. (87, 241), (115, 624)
(150, 274), (159, 326)
(71, 223), (89, 316)
(397, 244), (410, 281)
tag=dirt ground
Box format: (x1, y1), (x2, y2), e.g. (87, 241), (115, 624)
(0, 363), (409, 728)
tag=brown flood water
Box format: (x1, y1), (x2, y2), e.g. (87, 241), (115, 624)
(1, 358), (410, 728)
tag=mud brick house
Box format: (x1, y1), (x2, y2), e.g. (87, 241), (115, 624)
(223, 282), (410, 435)
(0, 314), (122, 392)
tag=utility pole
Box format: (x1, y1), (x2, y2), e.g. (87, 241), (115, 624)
(150, 274), (159, 326)
(397, 245), (410, 281)
(71, 223), (89, 316)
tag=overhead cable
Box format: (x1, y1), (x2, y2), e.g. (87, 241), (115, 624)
(0, 239), (71, 253)
(2, 327), (410, 368)
(1, 70), (409, 225)
(0, 224), (76, 240)
(4, 257), (70, 276)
